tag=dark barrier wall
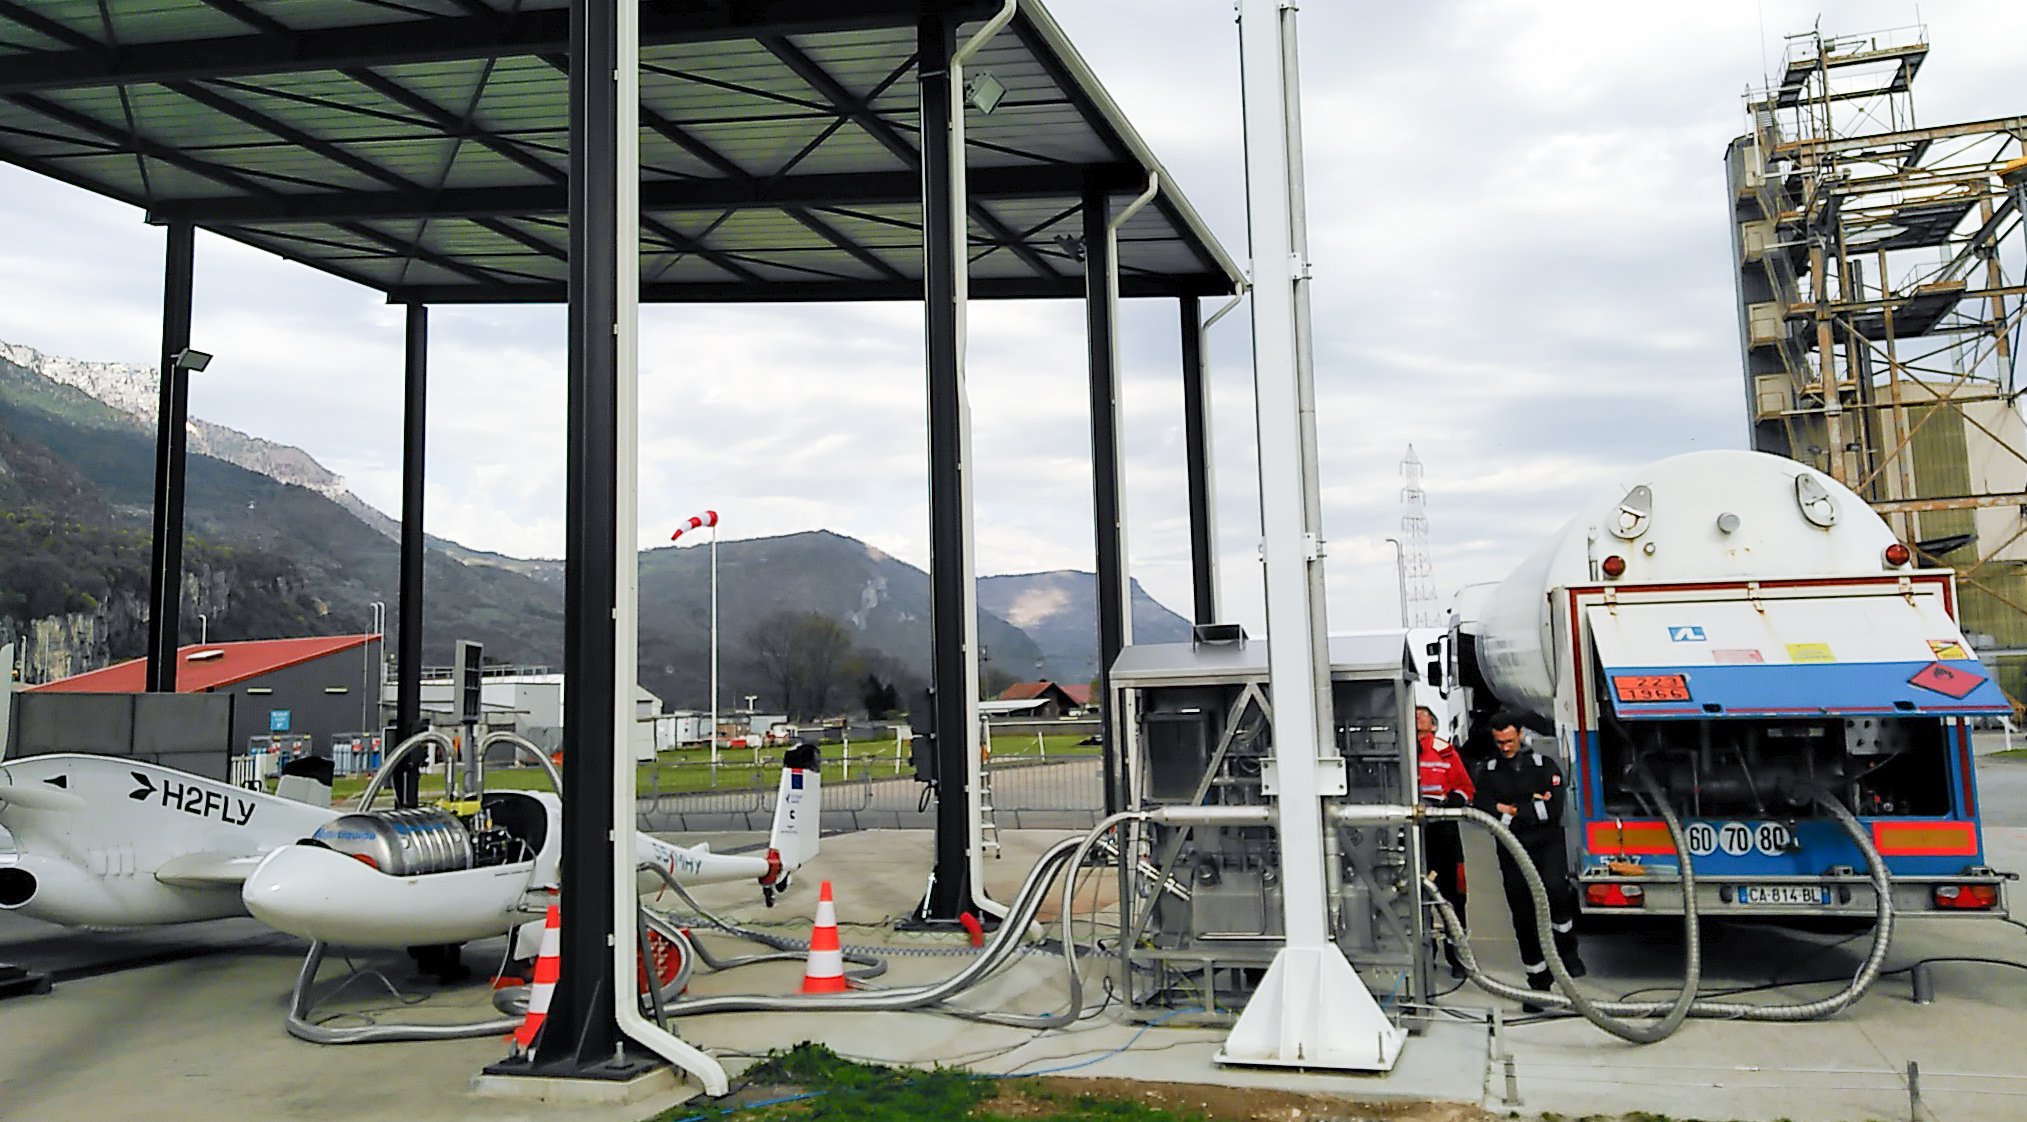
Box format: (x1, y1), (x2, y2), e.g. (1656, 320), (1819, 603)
(9, 693), (236, 780)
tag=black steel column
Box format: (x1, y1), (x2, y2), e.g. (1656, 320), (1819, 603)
(392, 303), (428, 808)
(917, 13), (972, 923)
(1179, 295), (1219, 626)
(144, 222), (195, 693)
(519, 0), (632, 1075)
(1083, 185), (1125, 817)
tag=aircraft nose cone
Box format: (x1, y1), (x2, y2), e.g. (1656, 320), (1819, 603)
(242, 845), (351, 941)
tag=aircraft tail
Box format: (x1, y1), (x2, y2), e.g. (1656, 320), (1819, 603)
(767, 742), (821, 872)
(274, 755), (334, 807)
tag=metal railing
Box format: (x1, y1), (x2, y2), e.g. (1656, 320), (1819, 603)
(632, 748), (1105, 834)
(329, 732), (385, 777)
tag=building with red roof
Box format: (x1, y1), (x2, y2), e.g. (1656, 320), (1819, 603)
(992, 680), (1084, 719)
(31, 635), (379, 696)
(22, 635), (384, 770)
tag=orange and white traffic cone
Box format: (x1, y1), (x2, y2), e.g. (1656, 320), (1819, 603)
(513, 902), (562, 1052)
(800, 881), (848, 994)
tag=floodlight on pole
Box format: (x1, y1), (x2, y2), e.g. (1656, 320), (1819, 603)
(966, 71), (1007, 115)
(171, 348), (211, 373)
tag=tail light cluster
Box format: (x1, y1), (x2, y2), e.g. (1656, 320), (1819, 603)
(1933, 884), (1999, 910)
(1585, 882), (1645, 908)
(1884, 542), (1912, 568)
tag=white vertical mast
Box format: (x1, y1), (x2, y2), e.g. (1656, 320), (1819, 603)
(1218, 0), (1404, 1073)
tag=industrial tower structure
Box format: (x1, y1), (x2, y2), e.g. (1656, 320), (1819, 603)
(1399, 445), (1440, 628)
(1726, 24), (2027, 693)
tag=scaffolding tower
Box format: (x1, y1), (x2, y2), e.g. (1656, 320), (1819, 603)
(1726, 23), (2027, 693)
(1399, 445), (1440, 628)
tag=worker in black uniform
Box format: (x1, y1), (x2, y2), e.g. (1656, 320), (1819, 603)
(1472, 710), (1584, 1009)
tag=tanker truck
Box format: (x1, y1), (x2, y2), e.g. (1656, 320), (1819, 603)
(1443, 449), (2011, 919)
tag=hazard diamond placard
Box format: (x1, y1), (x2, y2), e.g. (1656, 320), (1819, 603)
(1908, 661), (1986, 699)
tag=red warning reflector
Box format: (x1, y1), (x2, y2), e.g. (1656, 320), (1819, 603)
(1586, 820), (1676, 855)
(1872, 820), (1979, 856)
(1908, 661), (1985, 699)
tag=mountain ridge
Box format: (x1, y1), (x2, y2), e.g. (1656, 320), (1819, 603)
(0, 339), (1192, 711)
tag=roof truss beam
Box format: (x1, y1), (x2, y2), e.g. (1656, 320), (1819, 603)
(145, 163), (1140, 224)
(161, 78), (565, 267)
(761, 33), (1063, 280)
(0, 2), (1001, 95)
(4, 90), (524, 287)
(388, 274), (1217, 305)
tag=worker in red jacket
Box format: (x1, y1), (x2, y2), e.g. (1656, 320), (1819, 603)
(1417, 705), (1473, 977)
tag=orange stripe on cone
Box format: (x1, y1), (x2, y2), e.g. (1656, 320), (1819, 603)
(513, 903), (562, 1050)
(801, 881), (848, 993)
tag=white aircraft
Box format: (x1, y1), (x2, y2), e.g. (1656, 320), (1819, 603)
(0, 747), (819, 950)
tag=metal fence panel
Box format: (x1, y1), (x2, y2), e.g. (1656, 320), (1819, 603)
(13, 693), (132, 755)
(631, 750), (1104, 835)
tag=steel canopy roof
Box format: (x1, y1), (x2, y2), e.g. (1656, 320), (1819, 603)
(0, 0), (1242, 305)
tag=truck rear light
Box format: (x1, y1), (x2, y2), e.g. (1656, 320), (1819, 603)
(1933, 884), (1999, 910)
(1601, 555), (1627, 579)
(1585, 883), (1644, 908)
(1884, 542), (1912, 567)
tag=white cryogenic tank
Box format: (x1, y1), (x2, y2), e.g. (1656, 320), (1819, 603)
(1468, 450), (1902, 719)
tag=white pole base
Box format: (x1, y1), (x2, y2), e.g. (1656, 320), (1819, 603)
(1215, 945), (1405, 1072)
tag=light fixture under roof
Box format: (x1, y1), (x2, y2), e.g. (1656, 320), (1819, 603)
(966, 71), (1007, 115)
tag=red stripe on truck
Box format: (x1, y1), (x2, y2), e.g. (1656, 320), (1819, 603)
(1586, 820), (1677, 856)
(1872, 820), (1978, 857)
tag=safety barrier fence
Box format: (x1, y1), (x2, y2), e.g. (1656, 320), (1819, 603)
(634, 751), (1104, 834)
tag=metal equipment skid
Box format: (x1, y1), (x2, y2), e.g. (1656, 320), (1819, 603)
(1109, 631), (1431, 1029)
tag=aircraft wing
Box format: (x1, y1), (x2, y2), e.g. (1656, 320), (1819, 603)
(155, 851), (271, 889)
(0, 781), (86, 814)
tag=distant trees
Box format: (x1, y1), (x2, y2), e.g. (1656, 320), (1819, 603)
(743, 610), (856, 720)
(860, 674), (901, 720)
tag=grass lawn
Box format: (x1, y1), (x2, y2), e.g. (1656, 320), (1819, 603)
(322, 733), (1097, 805)
(650, 1043), (1519, 1122)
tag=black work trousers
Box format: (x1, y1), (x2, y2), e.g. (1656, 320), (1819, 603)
(1423, 819), (1468, 924)
(1495, 827), (1579, 976)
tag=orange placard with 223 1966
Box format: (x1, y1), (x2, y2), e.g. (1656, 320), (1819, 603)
(1613, 674), (1691, 703)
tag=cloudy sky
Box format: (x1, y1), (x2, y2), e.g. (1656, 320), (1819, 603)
(1, 1), (2022, 636)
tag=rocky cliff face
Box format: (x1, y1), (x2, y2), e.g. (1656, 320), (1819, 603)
(0, 562), (267, 683)
(0, 340), (357, 503)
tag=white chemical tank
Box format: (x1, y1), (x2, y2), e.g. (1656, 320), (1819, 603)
(1465, 450), (1903, 718)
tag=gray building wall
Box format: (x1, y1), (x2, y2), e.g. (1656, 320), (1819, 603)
(223, 638), (384, 755)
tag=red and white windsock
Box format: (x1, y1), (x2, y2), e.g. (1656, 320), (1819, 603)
(512, 902), (562, 1051)
(670, 510), (719, 542)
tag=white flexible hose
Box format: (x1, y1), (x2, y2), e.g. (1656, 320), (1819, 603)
(1431, 791), (1894, 1037)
